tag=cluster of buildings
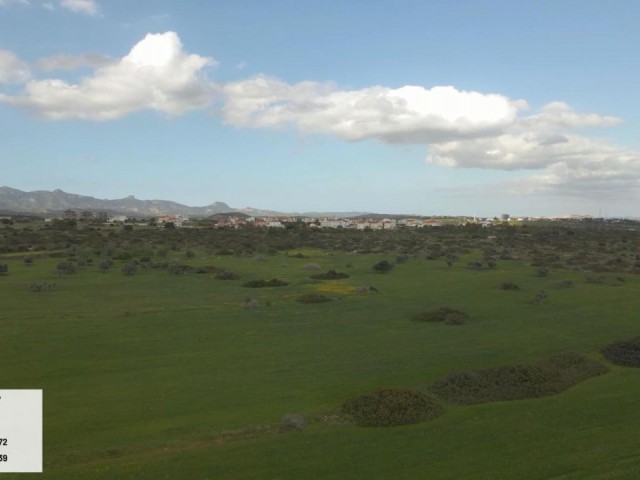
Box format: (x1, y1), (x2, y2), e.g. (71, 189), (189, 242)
(210, 216), (443, 230)
(55, 210), (524, 230)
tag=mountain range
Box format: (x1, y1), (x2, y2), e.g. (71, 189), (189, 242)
(0, 187), (369, 218)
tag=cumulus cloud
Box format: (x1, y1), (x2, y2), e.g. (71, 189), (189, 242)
(0, 49), (30, 84)
(60, 0), (97, 15)
(1, 32), (216, 120)
(222, 75), (523, 144)
(36, 52), (113, 71)
(426, 102), (639, 199)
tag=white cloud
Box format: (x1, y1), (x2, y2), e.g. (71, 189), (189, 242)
(0, 49), (30, 84)
(1, 32), (216, 120)
(426, 102), (639, 199)
(222, 75), (523, 144)
(36, 52), (113, 71)
(60, 0), (97, 15)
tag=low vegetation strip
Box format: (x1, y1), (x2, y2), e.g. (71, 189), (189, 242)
(242, 278), (289, 288)
(310, 269), (350, 280)
(601, 337), (640, 367)
(429, 352), (609, 405)
(342, 388), (444, 427)
(410, 307), (470, 325)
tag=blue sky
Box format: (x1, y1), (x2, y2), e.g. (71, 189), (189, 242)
(1, 0), (639, 216)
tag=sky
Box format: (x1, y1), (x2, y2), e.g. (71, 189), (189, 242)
(1, 0), (639, 217)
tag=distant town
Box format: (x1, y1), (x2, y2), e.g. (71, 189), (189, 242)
(0, 209), (632, 230)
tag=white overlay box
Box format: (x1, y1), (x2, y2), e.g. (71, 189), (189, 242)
(0, 389), (43, 473)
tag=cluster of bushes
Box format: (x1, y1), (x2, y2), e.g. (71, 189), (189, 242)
(601, 337), (640, 367)
(310, 270), (350, 280)
(410, 307), (469, 325)
(243, 279), (289, 288)
(467, 259), (497, 270)
(429, 352), (609, 405)
(297, 293), (332, 304)
(342, 388), (444, 427)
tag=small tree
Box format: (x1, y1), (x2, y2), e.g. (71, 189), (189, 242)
(535, 290), (547, 305)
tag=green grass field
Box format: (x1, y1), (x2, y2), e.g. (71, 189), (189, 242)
(2, 249), (640, 479)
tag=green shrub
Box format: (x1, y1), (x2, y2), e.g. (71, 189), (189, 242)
(501, 282), (520, 291)
(372, 260), (394, 273)
(342, 388), (444, 427)
(601, 337), (640, 367)
(297, 293), (332, 304)
(410, 307), (470, 324)
(429, 352), (609, 405)
(310, 270), (349, 280)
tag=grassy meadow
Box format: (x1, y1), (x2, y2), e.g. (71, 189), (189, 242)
(1, 245), (640, 479)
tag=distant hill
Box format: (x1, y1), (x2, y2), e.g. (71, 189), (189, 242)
(0, 186), (370, 218)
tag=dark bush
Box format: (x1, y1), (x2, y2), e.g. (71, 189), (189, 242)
(121, 262), (137, 276)
(56, 261), (77, 275)
(194, 266), (220, 274)
(168, 263), (194, 275)
(429, 352), (608, 405)
(297, 293), (332, 304)
(342, 388), (444, 427)
(243, 279), (289, 288)
(410, 307), (470, 325)
(310, 270), (350, 280)
(98, 260), (112, 272)
(372, 260), (394, 273)
(0, 264), (8, 275)
(584, 274), (605, 284)
(556, 279), (574, 288)
(501, 282), (520, 291)
(535, 267), (549, 277)
(215, 270), (240, 280)
(601, 337), (640, 367)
